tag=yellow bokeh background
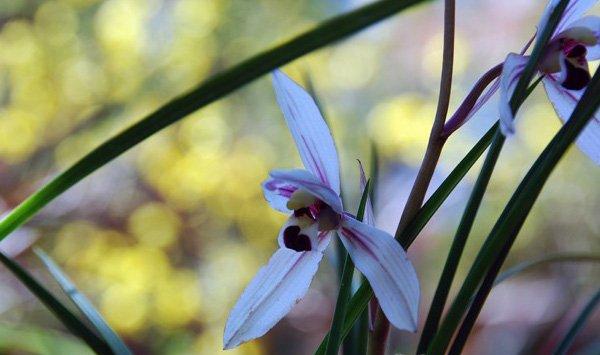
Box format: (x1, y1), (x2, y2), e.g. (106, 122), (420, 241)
(0, 1), (598, 354)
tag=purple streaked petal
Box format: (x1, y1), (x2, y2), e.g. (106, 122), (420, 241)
(337, 216), (419, 331)
(262, 177), (297, 213)
(543, 75), (600, 164)
(499, 53), (529, 136)
(357, 160), (375, 227)
(223, 248), (323, 349)
(538, 0), (597, 40)
(272, 70), (341, 194)
(269, 169), (343, 214)
(565, 16), (600, 60)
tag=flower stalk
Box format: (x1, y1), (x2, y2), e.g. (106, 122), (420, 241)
(372, 0), (455, 353)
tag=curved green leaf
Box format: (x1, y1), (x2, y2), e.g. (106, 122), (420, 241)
(34, 249), (132, 355)
(0, 252), (111, 354)
(0, 0), (431, 243)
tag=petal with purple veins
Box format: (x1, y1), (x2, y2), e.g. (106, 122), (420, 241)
(499, 53), (529, 135)
(272, 70), (341, 194)
(543, 75), (600, 164)
(563, 16), (600, 60)
(337, 216), (420, 331)
(269, 169), (343, 214)
(539, 0), (597, 39)
(223, 248), (323, 349)
(262, 177), (297, 213)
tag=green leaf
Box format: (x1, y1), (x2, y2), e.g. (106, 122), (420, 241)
(0, 252), (111, 354)
(448, 252), (600, 354)
(34, 248), (133, 355)
(416, 75), (545, 355)
(324, 180), (371, 355)
(0, 324), (95, 355)
(495, 253), (600, 286)
(0, 0), (431, 243)
(553, 287), (600, 355)
(315, 120), (499, 353)
(428, 10), (600, 355)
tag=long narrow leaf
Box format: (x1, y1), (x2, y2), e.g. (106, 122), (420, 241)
(34, 249), (132, 355)
(553, 288), (600, 355)
(0, 0), (431, 243)
(449, 252), (600, 354)
(316, 121), (498, 353)
(418, 77), (545, 354)
(0, 252), (111, 354)
(325, 180), (371, 355)
(428, 23), (600, 355)
(494, 253), (600, 286)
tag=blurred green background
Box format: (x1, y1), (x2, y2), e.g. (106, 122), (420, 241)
(0, 0), (598, 354)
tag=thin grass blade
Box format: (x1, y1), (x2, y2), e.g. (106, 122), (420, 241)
(0, 0), (432, 244)
(0, 252), (111, 354)
(324, 180), (371, 355)
(428, 30), (600, 355)
(34, 248), (132, 355)
(553, 288), (600, 355)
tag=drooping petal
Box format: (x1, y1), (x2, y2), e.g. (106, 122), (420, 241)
(272, 70), (341, 194)
(357, 160), (375, 227)
(563, 16), (600, 60)
(337, 216), (420, 331)
(499, 53), (529, 135)
(538, 0), (597, 39)
(269, 169), (343, 214)
(223, 248), (323, 349)
(543, 75), (600, 164)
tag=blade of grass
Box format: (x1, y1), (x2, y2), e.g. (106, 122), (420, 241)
(428, 30), (600, 355)
(416, 76), (544, 354)
(553, 287), (600, 355)
(0, 0), (431, 243)
(325, 180), (371, 355)
(0, 252), (111, 354)
(34, 248), (132, 355)
(315, 121), (498, 355)
(494, 253), (600, 286)
(321, 2), (571, 350)
(449, 252), (600, 354)
(422, 1), (571, 351)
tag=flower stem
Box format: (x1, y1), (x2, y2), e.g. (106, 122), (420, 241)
(371, 1), (455, 353)
(426, 4), (596, 352)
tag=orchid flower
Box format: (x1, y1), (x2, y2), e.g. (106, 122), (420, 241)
(223, 70), (420, 349)
(499, 0), (600, 164)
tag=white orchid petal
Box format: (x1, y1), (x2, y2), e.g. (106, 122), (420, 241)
(223, 248), (323, 349)
(262, 178), (297, 213)
(499, 53), (529, 136)
(357, 161), (375, 227)
(277, 214), (319, 252)
(543, 75), (600, 164)
(338, 216), (420, 331)
(272, 70), (341, 194)
(269, 169), (343, 214)
(539, 0), (597, 38)
(564, 16), (600, 60)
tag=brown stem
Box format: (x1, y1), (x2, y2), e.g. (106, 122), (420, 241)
(369, 1), (455, 354)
